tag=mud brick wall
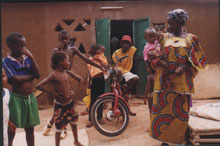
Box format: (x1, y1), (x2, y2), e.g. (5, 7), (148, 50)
(1, 0), (219, 104)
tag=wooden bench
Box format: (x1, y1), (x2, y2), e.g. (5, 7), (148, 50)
(189, 115), (220, 145)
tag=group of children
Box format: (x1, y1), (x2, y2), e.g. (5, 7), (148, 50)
(2, 25), (167, 146)
(2, 30), (108, 146)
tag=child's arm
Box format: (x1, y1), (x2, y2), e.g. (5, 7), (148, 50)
(66, 70), (83, 88)
(93, 56), (109, 69)
(11, 75), (34, 84)
(21, 48), (41, 79)
(71, 47), (103, 70)
(36, 73), (56, 97)
(2, 59), (34, 83)
(175, 61), (191, 76)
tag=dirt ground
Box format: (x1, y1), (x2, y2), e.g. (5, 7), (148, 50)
(16, 98), (219, 146)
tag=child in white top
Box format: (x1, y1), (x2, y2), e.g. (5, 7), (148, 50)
(2, 68), (16, 146)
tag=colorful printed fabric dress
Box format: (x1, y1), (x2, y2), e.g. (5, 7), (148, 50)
(149, 33), (208, 144)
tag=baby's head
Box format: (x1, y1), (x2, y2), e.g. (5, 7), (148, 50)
(145, 27), (157, 44)
(89, 44), (105, 56)
(88, 45), (97, 56)
(96, 44), (105, 54)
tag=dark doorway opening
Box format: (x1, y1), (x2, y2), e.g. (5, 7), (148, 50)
(110, 20), (133, 55)
(110, 20), (137, 94)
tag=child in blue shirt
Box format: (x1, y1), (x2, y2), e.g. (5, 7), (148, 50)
(2, 32), (41, 146)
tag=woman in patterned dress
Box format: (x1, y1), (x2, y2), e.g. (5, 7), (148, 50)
(149, 9), (208, 146)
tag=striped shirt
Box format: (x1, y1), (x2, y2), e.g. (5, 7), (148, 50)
(2, 55), (33, 84)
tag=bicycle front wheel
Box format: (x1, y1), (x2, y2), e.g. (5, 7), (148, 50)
(91, 96), (129, 137)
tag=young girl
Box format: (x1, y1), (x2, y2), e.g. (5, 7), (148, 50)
(43, 30), (102, 137)
(143, 27), (168, 110)
(36, 51), (83, 146)
(86, 45), (108, 127)
(2, 68), (16, 146)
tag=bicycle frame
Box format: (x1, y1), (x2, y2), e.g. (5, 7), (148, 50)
(99, 83), (131, 117)
(98, 55), (132, 117)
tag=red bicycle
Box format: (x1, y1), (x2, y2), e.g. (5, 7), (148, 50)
(91, 55), (135, 137)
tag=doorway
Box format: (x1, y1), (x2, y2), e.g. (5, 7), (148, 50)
(110, 20), (133, 54)
(110, 20), (136, 94)
(96, 17), (150, 97)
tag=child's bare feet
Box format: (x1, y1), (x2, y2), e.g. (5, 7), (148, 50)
(146, 127), (150, 132)
(86, 121), (92, 128)
(74, 141), (84, 146)
(98, 119), (105, 125)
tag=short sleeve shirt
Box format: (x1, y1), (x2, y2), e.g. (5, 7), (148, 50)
(2, 55), (33, 84)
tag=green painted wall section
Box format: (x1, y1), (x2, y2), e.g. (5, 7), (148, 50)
(95, 18), (111, 92)
(133, 17), (150, 97)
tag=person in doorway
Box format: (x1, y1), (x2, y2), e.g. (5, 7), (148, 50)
(110, 37), (120, 53)
(149, 9), (208, 146)
(112, 35), (140, 96)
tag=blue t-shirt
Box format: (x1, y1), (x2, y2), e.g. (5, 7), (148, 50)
(2, 55), (33, 84)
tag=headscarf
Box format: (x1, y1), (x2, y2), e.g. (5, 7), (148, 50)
(168, 9), (189, 26)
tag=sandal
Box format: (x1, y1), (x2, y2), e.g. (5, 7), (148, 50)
(60, 128), (68, 140)
(42, 121), (53, 136)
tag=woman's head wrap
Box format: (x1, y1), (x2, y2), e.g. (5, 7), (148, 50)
(168, 9), (188, 26)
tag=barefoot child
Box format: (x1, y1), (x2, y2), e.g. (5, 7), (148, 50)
(2, 68), (16, 146)
(2, 32), (41, 146)
(36, 51), (83, 146)
(86, 45), (108, 127)
(43, 30), (103, 136)
(143, 27), (168, 111)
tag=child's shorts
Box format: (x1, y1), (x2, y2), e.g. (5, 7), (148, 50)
(54, 100), (79, 132)
(9, 92), (40, 128)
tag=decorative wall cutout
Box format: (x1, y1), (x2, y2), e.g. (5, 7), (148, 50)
(63, 19), (75, 26)
(83, 19), (91, 25)
(70, 37), (76, 45)
(54, 19), (92, 55)
(152, 23), (165, 31)
(78, 43), (86, 54)
(55, 23), (63, 32)
(74, 23), (86, 31)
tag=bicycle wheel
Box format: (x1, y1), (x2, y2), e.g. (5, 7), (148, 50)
(91, 96), (129, 137)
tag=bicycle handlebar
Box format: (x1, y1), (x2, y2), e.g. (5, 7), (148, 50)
(116, 55), (128, 63)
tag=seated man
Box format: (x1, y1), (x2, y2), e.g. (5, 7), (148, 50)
(112, 35), (140, 96)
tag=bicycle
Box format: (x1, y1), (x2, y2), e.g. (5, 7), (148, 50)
(91, 55), (136, 137)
